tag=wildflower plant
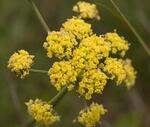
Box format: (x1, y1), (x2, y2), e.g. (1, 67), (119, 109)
(7, 1), (137, 127)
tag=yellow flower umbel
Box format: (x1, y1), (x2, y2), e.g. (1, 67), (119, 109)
(62, 17), (93, 40)
(102, 58), (126, 85)
(105, 32), (129, 57)
(49, 61), (77, 91)
(26, 99), (60, 125)
(78, 69), (107, 100)
(75, 103), (107, 127)
(43, 31), (78, 59)
(121, 59), (137, 89)
(41, 1), (137, 103)
(73, 1), (100, 20)
(8, 49), (34, 78)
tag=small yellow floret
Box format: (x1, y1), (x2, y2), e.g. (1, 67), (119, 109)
(72, 35), (110, 73)
(78, 69), (107, 100)
(43, 31), (78, 59)
(73, 1), (100, 20)
(26, 99), (60, 125)
(62, 17), (93, 40)
(8, 49), (34, 78)
(75, 103), (107, 127)
(79, 35), (111, 59)
(121, 59), (137, 89)
(49, 61), (77, 91)
(103, 58), (126, 85)
(105, 32), (129, 57)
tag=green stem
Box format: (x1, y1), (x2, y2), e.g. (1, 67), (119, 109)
(92, 1), (121, 20)
(110, 0), (150, 57)
(28, 0), (50, 32)
(30, 68), (48, 74)
(50, 86), (68, 106)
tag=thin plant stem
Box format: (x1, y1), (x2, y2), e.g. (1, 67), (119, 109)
(92, 0), (121, 20)
(28, 0), (50, 32)
(30, 68), (48, 74)
(50, 86), (68, 106)
(110, 0), (150, 57)
(24, 87), (68, 127)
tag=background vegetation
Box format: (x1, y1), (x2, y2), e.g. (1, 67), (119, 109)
(0, 0), (150, 127)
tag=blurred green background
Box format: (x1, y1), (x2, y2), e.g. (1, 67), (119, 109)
(0, 0), (150, 127)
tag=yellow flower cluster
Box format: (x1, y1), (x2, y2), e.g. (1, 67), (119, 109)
(78, 69), (107, 100)
(102, 58), (126, 85)
(26, 99), (60, 125)
(43, 31), (78, 59)
(46, 22), (136, 99)
(72, 35), (110, 73)
(62, 17), (93, 40)
(73, 1), (100, 20)
(75, 103), (107, 127)
(121, 59), (137, 88)
(105, 32), (129, 57)
(8, 50), (34, 78)
(48, 61), (77, 91)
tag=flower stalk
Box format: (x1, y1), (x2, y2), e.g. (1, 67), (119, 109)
(110, 0), (150, 57)
(30, 68), (48, 74)
(50, 86), (68, 106)
(28, 0), (50, 32)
